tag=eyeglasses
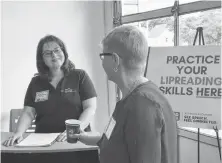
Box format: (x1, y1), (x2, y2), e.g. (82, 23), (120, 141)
(99, 53), (113, 60)
(42, 48), (63, 57)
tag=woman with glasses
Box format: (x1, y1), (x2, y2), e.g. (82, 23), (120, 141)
(74, 25), (177, 163)
(4, 35), (97, 146)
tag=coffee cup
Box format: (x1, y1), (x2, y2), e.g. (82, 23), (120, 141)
(65, 119), (81, 143)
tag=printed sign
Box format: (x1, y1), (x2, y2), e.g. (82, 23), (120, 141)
(146, 46), (221, 129)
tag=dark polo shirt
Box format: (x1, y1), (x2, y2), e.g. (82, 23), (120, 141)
(24, 69), (97, 133)
(98, 81), (177, 163)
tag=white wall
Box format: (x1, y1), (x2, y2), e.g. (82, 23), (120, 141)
(1, 1), (112, 133)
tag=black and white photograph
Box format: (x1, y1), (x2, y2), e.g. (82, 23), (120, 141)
(1, 0), (221, 163)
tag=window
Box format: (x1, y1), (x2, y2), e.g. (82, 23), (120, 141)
(122, 4), (139, 16)
(179, 0), (201, 5)
(179, 9), (221, 137)
(179, 9), (221, 45)
(120, 1), (221, 138)
(122, 0), (175, 16)
(126, 17), (174, 47)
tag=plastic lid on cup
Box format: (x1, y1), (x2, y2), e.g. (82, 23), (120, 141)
(65, 119), (81, 125)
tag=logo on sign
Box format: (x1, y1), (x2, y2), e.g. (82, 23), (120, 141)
(174, 112), (180, 121)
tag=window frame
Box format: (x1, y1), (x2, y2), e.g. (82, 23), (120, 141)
(121, 1), (221, 24)
(120, 1), (221, 46)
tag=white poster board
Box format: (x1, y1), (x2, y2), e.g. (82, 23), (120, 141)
(146, 46), (221, 129)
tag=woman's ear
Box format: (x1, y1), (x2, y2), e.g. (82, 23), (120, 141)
(112, 53), (120, 67)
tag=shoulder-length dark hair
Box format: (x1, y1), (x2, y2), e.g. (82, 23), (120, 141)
(36, 35), (75, 79)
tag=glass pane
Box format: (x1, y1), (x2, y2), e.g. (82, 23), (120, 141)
(179, 8), (221, 137)
(122, 5), (139, 16)
(122, 0), (175, 16)
(126, 16), (174, 47)
(179, 0), (201, 5)
(179, 8), (221, 46)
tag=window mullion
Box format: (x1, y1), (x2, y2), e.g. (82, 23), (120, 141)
(172, 0), (180, 46)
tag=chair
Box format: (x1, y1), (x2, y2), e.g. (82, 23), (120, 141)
(9, 109), (36, 133)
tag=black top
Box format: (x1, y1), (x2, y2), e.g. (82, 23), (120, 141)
(98, 81), (178, 163)
(24, 69), (97, 133)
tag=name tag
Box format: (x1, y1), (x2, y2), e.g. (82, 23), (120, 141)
(105, 117), (116, 140)
(35, 90), (49, 102)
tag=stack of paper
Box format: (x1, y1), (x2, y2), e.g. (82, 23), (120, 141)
(16, 133), (60, 147)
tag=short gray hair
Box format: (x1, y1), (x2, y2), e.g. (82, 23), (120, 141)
(101, 25), (148, 74)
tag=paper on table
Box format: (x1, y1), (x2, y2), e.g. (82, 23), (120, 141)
(15, 133), (60, 147)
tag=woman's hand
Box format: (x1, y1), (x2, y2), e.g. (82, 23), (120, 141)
(74, 130), (101, 146)
(3, 132), (23, 146)
(73, 129), (85, 141)
(56, 130), (67, 142)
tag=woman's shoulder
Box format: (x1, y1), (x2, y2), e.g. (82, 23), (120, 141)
(124, 82), (159, 104)
(69, 69), (86, 74)
(29, 74), (43, 84)
(132, 81), (159, 95)
(67, 69), (88, 77)
(24, 74), (43, 88)
(130, 81), (171, 108)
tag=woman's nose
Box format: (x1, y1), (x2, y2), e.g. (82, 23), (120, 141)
(51, 51), (57, 58)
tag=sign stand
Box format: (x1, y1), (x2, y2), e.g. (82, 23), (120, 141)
(213, 126), (221, 160)
(193, 27), (221, 162)
(193, 27), (204, 163)
(193, 27), (205, 46)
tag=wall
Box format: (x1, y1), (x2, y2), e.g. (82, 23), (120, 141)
(1, 1), (113, 133)
(103, 1), (117, 116)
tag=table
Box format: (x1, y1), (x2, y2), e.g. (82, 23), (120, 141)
(1, 132), (100, 163)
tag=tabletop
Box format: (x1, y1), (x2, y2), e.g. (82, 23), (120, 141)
(1, 132), (99, 153)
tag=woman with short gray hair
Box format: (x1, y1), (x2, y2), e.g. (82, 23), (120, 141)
(75, 25), (178, 163)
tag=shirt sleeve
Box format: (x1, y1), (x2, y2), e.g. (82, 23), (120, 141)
(79, 70), (97, 101)
(124, 94), (164, 163)
(24, 78), (35, 108)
